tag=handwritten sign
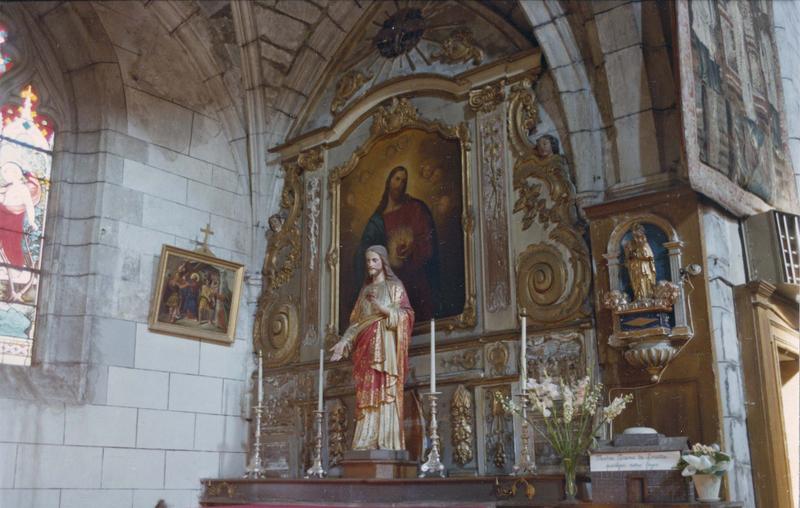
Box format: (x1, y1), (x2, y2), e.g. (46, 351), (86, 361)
(590, 451), (681, 472)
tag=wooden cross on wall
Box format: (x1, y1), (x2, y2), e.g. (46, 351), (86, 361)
(195, 223), (214, 255)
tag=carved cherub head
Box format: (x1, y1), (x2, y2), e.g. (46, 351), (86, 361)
(268, 214), (285, 234)
(535, 134), (560, 158)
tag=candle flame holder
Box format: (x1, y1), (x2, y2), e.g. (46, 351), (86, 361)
(305, 410), (327, 479)
(419, 391), (447, 478)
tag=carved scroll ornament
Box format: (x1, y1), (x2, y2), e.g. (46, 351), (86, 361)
(513, 136), (591, 325)
(507, 78), (541, 157)
(254, 150), (315, 366)
(469, 80), (506, 113)
(297, 147), (324, 172)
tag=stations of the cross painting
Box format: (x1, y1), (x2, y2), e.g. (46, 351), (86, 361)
(195, 223), (215, 255)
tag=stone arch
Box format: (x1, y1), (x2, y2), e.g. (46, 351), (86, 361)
(518, 1), (681, 202)
(606, 213), (681, 257)
(518, 0), (610, 198)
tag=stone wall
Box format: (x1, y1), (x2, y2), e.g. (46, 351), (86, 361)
(0, 3), (255, 508)
(701, 205), (755, 507)
(697, 3), (800, 506)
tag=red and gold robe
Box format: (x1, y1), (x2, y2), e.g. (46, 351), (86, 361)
(341, 278), (414, 450)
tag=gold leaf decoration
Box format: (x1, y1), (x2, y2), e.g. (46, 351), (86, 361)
(328, 399), (348, 467)
(468, 80), (506, 113)
(431, 29), (484, 66)
(254, 160), (304, 365)
(370, 97), (419, 136)
(507, 78), (541, 157)
(487, 341), (510, 376)
(331, 70), (372, 114)
(512, 135), (591, 325)
(450, 385), (474, 466)
(297, 147), (324, 172)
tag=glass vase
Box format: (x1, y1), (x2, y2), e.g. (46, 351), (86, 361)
(561, 456), (578, 503)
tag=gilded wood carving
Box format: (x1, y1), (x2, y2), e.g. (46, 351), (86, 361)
(431, 29), (484, 66)
(451, 384), (474, 466)
(507, 78), (541, 157)
(328, 399), (348, 467)
(486, 341), (510, 376)
(468, 80), (506, 113)
(488, 389), (511, 470)
(512, 131), (591, 325)
(331, 70), (373, 115)
(440, 349), (481, 372)
(254, 150), (315, 365)
(477, 107), (511, 313)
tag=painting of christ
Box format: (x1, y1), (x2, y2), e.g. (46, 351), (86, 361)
(337, 127), (467, 334)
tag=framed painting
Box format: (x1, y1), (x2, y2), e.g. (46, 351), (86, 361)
(327, 100), (476, 339)
(149, 245), (244, 343)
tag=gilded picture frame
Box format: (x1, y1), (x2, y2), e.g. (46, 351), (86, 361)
(149, 245), (244, 344)
(327, 98), (476, 342)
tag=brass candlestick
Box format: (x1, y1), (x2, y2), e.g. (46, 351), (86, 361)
(244, 403), (266, 478)
(305, 410), (327, 478)
(419, 392), (447, 477)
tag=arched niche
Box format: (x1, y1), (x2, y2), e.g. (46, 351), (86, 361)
(604, 213), (691, 340)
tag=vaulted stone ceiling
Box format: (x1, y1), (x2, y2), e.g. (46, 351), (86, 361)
(10, 0), (684, 223)
(249, 0), (540, 138)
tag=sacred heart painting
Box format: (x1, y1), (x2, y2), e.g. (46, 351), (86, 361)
(149, 245), (244, 343)
(336, 125), (472, 335)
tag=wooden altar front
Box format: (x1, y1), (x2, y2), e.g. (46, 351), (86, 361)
(200, 476), (743, 508)
(201, 475), (577, 507)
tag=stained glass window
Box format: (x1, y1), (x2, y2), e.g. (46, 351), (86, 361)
(0, 25), (12, 79)
(0, 85), (54, 365)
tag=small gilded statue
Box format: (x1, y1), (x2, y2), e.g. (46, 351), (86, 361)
(624, 223), (656, 301)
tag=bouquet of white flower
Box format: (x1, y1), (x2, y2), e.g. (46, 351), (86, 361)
(508, 374), (633, 502)
(679, 443), (733, 477)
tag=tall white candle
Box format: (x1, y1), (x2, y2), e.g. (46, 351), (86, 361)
(520, 313), (527, 385)
(520, 312), (527, 418)
(257, 350), (264, 406)
(317, 349), (324, 412)
(430, 319), (436, 393)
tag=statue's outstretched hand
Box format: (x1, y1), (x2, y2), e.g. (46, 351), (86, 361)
(330, 339), (349, 362)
